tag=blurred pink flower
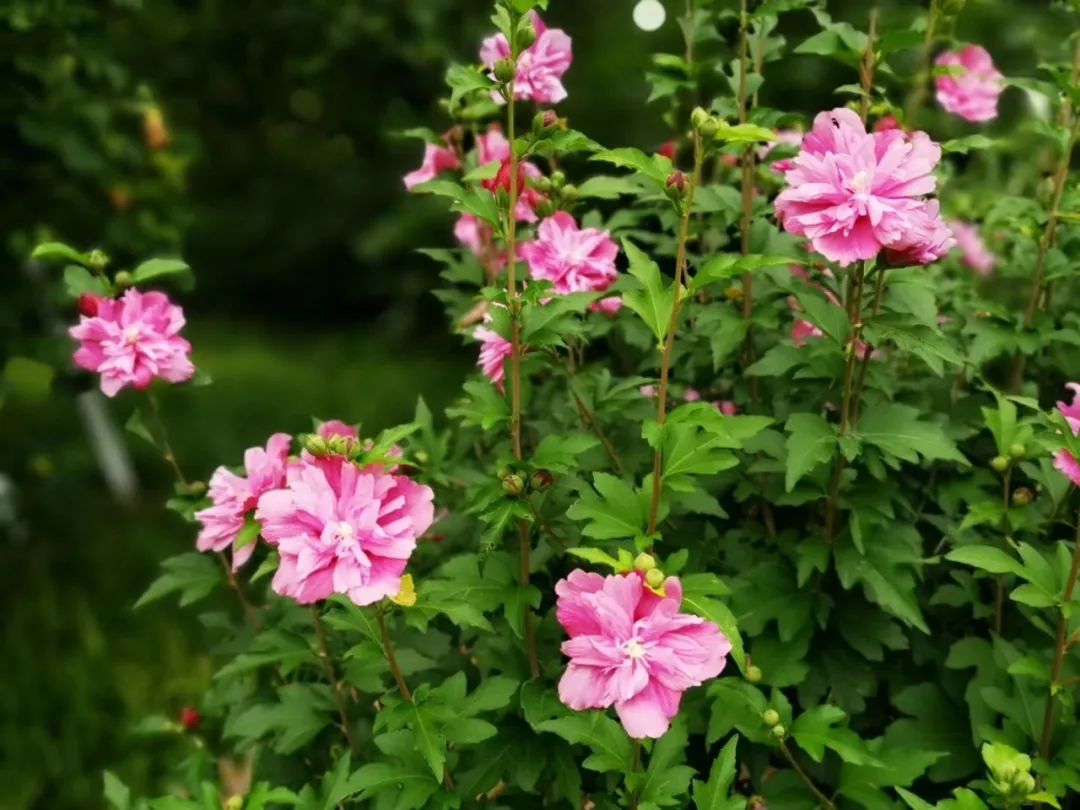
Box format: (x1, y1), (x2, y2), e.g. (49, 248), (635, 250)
(520, 212), (621, 312)
(874, 115), (902, 132)
(1054, 383), (1080, 486)
(791, 318), (824, 347)
(555, 570), (730, 739)
(69, 288), (194, 397)
(403, 135), (460, 190)
(759, 129), (803, 174)
(949, 221), (996, 275)
(256, 456), (434, 606)
(935, 45), (1004, 123)
(480, 12), (572, 105)
(475, 126), (545, 222)
(475, 318), (513, 391)
(196, 433), (291, 570)
(640, 384), (658, 398)
(683, 388), (702, 402)
(714, 400), (738, 416)
(775, 108), (946, 266)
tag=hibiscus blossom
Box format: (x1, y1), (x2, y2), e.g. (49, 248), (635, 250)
(403, 134), (460, 190)
(195, 433), (291, 570)
(774, 108), (949, 267)
(475, 319), (513, 391)
(256, 455), (434, 606)
(69, 288), (195, 397)
(480, 12), (572, 105)
(935, 45), (1004, 123)
(1054, 384), (1080, 486)
(556, 570), (730, 739)
(949, 221), (996, 275)
(519, 212), (621, 313)
(475, 126), (545, 222)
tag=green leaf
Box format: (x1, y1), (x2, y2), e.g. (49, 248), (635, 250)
(412, 178), (501, 229)
(3, 357), (54, 403)
(857, 403), (967, 466)
(226, 684), (337, 754)
(714, 122), (776, 144)
(690, 254), (797, 293)
(864, 319), (962, 376)
(591, 147), (673, 187)
(532, 433), (600, 473)
(103, 772), (131, 810)
(692, 737), (739, 809)
(446, 63), (494, 106)
(942, 134), (997, 154)
(409, 701), (447, 780)
(792, 705), (880, 766)
(784, 413), (837, 492)
(567, 473), (647, 541)
(135, 553), (220, 609)
(621, 238), (675, 347)
(32, 241), (90, 266)
(64, 265), (108, 298)
(131, 258), (194, 290)
(576, 175), (643, 199)
(535, 711), (633, 774)
(946, 546), (1024, 577)
(339, 762), (440, 808)
(637, 719), (694, 807)
(566, 546), (625, 571)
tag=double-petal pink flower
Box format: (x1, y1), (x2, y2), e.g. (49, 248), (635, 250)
(775, 108), (951, 267)
(195, 433), (292, 570)
(935, 45), (1004, 123)
(520, 212), (621, 313)
(480, 12), (572, 105)
(256, 454), (434, 606)
(474, 317), (513, 392)
(69, 289), (195, 397)
(556, 570), (730, 739)
(403, 135), (460, 190)
(1054, 384), (1080, 486)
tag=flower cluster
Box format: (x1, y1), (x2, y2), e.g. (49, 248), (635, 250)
(520, 212), (621, 313)
(775, 107), (954, 267)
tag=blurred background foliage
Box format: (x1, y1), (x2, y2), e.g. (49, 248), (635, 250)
(0, 0), (1073, 806)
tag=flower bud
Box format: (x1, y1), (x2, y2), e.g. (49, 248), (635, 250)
(502, 473), (526, 496)
(665, 171), (687, 194)
(991, 455), (1009, 472)
(77, 293), (100, 317)
(698, 117), (719, 139)
(113, 270), (133, 289)
(724, 284), (744, 302)
(305, 435), (330, 456)
(771, 724), (786, 739)
(690, 106), (711, 131)
(550, 170), (567, 190)
(762, 709), (781, 727)
(516, 18), (537, 50)
(532, 109), (559, 136)
(536, 199), (556, 218)
(560, 183), (578, 203)
(535, 176), (553, 194)
(530, 469), (554, 491)
(747, 796), (767, 810)
(645, 568), (665, 589)
(88, 249), (110, 273)
(1009, 443), (1025, 459)
(634, 552), (657, 572)
(494, 57), (517, 84)
(1012, 487), (1033, 507)
(224, 796), (243, 810)
(180, 706), (201, 731)
(183, 480), (207, 497)
(746, 665), (763, 683)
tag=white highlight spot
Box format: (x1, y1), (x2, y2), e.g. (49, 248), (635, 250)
(624, 638), (647, 659)
(633, 0), (666, 32)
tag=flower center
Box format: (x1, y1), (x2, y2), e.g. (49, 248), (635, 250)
(623, 638), (647, 660)
(123, 325), (142, 344)
(849, 170), (871, 196)
(334, 521), (355, 541)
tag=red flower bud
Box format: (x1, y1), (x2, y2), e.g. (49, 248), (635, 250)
(665, 171), (687, 192)
(180, 706), (201, 731)
(873, 115), (901, 133)
(77, 293), (100, 317)
(656, 140), (678, 161)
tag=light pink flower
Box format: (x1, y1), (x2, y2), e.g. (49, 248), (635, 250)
(683, 388), (702, 402)
(317, 420), (359, 441)
(774, 108), (946, 266)
(69, 288), (195, 397)
(640, 385), (658, 398)
(480, 12), (572, 105)
(949, 221), (996, 275)
(475, 126), (545, 223)
(403, 136), (460, 190)
(555, 570), (730, 739)
(195, 433), (291, 570)
(935, 45), (1004, 123)
(884, 200), (956, 266)
(1054, 384), (1080, 486)
(791, 318), (824, 347)
(759, 129), (803, 174)
(475, 319), (512, 391)
(714, 400), (738, 416)
(520, 212), (621, 312)
(256, 456), (434, 606)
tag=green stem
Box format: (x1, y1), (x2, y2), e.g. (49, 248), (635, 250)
(376, 606), (412, 702)
(1038, 510), (1080, 760)
(779, 739), (836, 810)
(312, 606), (358, 756)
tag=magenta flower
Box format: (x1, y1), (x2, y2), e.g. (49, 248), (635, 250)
(69, 288), (195, 397)
(791, 318), (824, 347)
(255, 456), (434, 606)
(520, 212), (621, 312)
(884, 200), (956, 266)
(758, 129), (803, 174)
(949, 221), (996, 275)
(684, 388), (702, 403)
(475, 126), (545, 223)
(475, 319), (513, 391)
(195, 433), (291, 570)
(714, 400), (739, 416)
(403, 135), (460, 190)
(1054, 384), (1080, 486)
(935, 45), (1004, 123)
(480, 12), (572, 105)
(555, 570), (730, 739)
(774, 108), (947, 266)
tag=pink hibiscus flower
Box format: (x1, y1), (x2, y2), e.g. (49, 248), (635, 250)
(949, 221), (996, 275)
(195, 433), (291, 570)
(476, 126), (545, 223)
(884, 200), (956, 266)
(556, 570), (730, 739)
(714, 400), (739, 416)
(69, 288), (195, 397)
(758, 129), (803, 174)
(520, 212), (621, 313)
(403, 135), (460, 190)
(475, 319), (513, 391)
(255, 455), (434, 606)
(1054, 384), (1080, 486)
(935, 45), (1004, 123)
(480, 12), (572, 105)
(774, 108), (948, 267)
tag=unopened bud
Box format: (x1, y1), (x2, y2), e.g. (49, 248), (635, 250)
(690, 106), (711, 130)
(560, 183), (578, 203)
(645, 568), (665, 589)
(991, 455), (1010, 473)
(634, 552), (657, 572)
(762, 709), (781, 727)
(536, 199), (556, 218)
(1012, 487), (1033, 507)
(1009, 443), (1026, 459)
(724, 284), (744, 302)
(224, 797), (243, 810)
(184, 480), (207, 497)
(535, 176), (553, 193)
(494, 57), (517, 84)
(747, 796), (768, 810)
(530, 469), (554, 491)
(88, 249), (110, 273)
(746, 665), (763, 683)
(113, 270), (133, 289)
(502, 473), (525, 496)
(180, 706), (201, 731)
(77, 293), (100, 317)
(305, 435), (331, 456)
(665, 171), (687, 193)
(771, 724), (786, 739)
(533, 110), (559, 136)
(1012, 772), (1035, 795)
(698, 118), (719, 139)
(550, 170), (567, 190)
(516, 18), (537, 50)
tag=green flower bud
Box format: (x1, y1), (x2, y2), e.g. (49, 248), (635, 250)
(1012, 771), (1035, 796)
(530, 469), (554, 491)
(991, 455), (1010, 472)
(645, 568), (665, 589)
(224, 797), (244, 810)
(697, 117), (719, 139)
(516, 18), (537, 50)
(502, 473), (526, 496)
(1009, 443), (1026, 459)
(771, 723), (786, 739)
(550, 170), (567, 190)
(690, 106), (711, 131)
(88, 249), (110, 273)
(535, 176), (553, 194)
(494, 57), (517, 84)
(305, 435), (330, 456)
(746, 665), (763, 683)
(113, 270), (133, 289)
(762, 709), (781, 727)
(634, 552), (657, 572)
(560, 183), (578, 203)
(1012, 487), (1033, 507)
